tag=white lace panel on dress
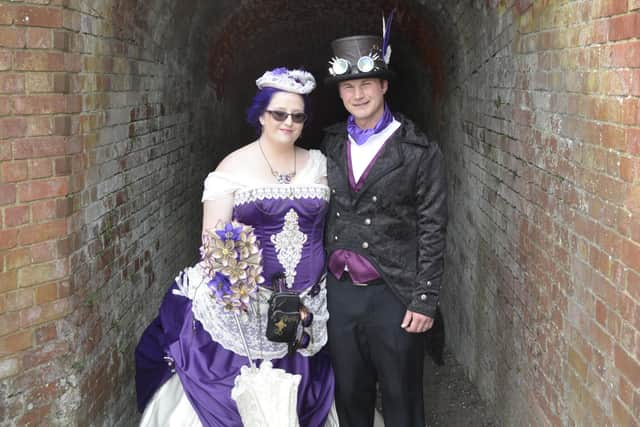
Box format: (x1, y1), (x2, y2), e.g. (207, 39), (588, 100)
(174, 266), (329, 360)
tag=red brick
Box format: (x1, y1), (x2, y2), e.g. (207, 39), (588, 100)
(627, 270), (640, 300)
(4, 205), (30, 227)
(619, 376), (635, 407)
(622, 238), (640, 273)
(22, 340), (68, 370)
(17, 177), (67, 202)
(25, 73), (52, 93)
(17, 218), (66, 245)
(34, 282), (58, 304)
(593, 0), (631, 17)
(616, 344), (640, 387)
(622, 98), (639, 126)
(609, 13), (640, 41)
(628, 128), (640, 156)
(0, 27), (25, 48)
(0, 330), (32, 355)
(53, 116), (70, 136)
(613, 398), (636, 426)
(0, 5), (16, 25)
(0, 270), (17, 293)
(13, 51), (64, 72)
(34, 323), (56, 345)
(0, 117), (27, 139)
(13, 6), (62, 28)
(0, 311), (20, 336)
(19, 297), (69, 327)
(0, 74), (25, 94)
(13, 94), (66, 114)
(31, 199), (57, 222)
(5, 289), (33, 312)
(17, 404), (52, 427)
(31, 241), (55, 263)
(0, 183), (16, 205)
(25, 28), (53, 49)
(0, 49), (12, 71)
(26, 116), (55, 137)
(620, 157), (638, 182)
(4, 249), (28, 270)
(0, 229), (18, 250)
(0, 142), (11, 160)
(1, 161), (28, 182)
(610, 40), (640, 68)
(13, 136), (66, 160)
(28, 159), (52, 179)
(54, 157), (70, 176)
(595, 299), (607, 326)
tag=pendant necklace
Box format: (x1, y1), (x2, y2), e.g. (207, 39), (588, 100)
(258, 140), (296, 184)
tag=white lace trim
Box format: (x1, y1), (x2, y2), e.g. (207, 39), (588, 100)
(271, 209), (307, 287)
(175, 266), (329, 360)
(234, 185), (330, 206)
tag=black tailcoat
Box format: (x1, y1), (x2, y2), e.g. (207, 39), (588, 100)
(323, 114), (447, 317)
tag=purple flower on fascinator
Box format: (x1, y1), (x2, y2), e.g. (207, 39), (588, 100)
(271, 67), (288, 75)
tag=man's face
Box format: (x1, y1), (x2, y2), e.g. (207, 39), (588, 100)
(338, 78), (388, 129)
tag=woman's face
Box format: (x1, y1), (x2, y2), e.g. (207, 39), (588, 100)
(259, 91), (305, 145)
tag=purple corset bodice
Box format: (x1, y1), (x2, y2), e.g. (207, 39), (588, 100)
(233, 187), (329, 291)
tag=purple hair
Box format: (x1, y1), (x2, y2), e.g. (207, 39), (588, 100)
(246, 87), (311, 135)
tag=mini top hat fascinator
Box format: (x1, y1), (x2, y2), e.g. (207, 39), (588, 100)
(326, 10), (395, 83)
(256, 67), (316, 94)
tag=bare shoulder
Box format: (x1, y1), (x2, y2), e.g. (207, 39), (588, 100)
(215, 142), (259, 174)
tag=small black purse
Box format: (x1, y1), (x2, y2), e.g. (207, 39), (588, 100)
(265, 273), (301, 344)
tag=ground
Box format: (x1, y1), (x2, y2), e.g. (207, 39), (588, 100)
(424, 350), (497, 427)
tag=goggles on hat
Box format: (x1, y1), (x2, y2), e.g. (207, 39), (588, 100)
(329, 53), (381, 76)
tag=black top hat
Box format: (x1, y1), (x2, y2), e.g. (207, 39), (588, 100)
(325, 35), (394, 84)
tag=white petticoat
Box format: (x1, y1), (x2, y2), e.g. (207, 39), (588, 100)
(139, 372), (340, 427)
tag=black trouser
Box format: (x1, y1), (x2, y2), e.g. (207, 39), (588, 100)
(326, 274), (425, 427)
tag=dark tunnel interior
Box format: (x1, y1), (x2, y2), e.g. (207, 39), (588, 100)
(205, 1), (447, 152)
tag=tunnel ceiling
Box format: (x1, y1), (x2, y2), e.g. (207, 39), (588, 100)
(206, 1), (453, 98)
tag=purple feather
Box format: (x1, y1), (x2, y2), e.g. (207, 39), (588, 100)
(382, 9), (395, 58)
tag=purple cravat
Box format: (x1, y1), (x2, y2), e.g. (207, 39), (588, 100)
(347, 104), (393, 145)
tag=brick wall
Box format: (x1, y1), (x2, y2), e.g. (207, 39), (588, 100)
(1, 0), (638, 426)
(440, 0), (640, 425)
(0, 0), (227, 425)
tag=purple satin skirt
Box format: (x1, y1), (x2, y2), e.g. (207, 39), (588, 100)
(135, 281), (335, 427)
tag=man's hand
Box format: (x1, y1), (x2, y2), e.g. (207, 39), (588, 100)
(401, 310), (434, 333)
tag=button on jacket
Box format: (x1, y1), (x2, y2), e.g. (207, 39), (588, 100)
(323, 114), (448, 317)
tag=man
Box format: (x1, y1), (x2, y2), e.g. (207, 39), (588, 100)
(322, 30), (448, 427)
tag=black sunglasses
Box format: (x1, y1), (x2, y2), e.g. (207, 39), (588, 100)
(265, 110), (307, 124)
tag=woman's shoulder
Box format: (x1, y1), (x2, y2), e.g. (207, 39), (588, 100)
(215, 143), (257, 175)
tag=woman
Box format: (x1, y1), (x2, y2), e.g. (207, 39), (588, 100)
(135, 68), (337, 426)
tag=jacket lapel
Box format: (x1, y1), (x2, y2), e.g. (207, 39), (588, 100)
(326, 137), (351, 193)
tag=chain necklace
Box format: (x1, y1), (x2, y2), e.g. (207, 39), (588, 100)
(258, 140), (296, 184)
